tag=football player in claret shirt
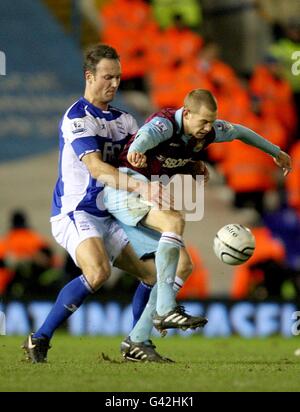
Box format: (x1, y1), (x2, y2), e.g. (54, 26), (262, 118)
(103, 88), (291, 352)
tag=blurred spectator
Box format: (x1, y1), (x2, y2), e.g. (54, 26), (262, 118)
(256, 0), (300, 41)
(78, 0), (109, 34)
(286, 141), (300, 214)
(147, 15), (204, 108)
(177, 245), (209, 300)
(201, 0), (271, 76)
(1, 210), (60, 299)
(250, 54), (297, 141)
(100, 0), (156, 91)
(263, 206), (300, 273)
(151, 0), (202, 30)
(217, 138), (279, 215)
(270, 18), (300, 136)
(193, 40), (250, 123)
(0, 238), (13, 296)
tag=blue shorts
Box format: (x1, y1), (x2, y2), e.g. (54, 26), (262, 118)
(103, 167), (152, 227)
(120, 222), (161, 259)
(103, 167), (160, 258)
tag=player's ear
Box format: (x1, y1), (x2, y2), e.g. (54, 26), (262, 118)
(183, 108), (190, 120)
(85, 70), (94, 83)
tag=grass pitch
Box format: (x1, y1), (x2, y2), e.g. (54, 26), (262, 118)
(1, 334), (300, 392)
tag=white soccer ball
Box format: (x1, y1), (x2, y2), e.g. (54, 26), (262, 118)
(213, 224), (255, 265)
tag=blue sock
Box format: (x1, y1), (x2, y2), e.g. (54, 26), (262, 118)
(132, 282), (152, 328)
(33, 275), (93, 340)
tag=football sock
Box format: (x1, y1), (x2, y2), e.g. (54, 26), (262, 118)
(173, 276), (184, 293)
(130, 284), (157, 342)
(131, 276), (185, 327)
(130, 275), (186, 343)
(156, 232), (183, 315)
(132, 282), (152, 328)
(33, 275), (93, 339)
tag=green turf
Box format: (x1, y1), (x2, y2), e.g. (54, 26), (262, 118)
(1, 334), (300, 392)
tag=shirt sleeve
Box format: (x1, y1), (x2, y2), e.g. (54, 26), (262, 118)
(63, 115), (103, 160)
(213, 120), (281, 157)
(128, 116), (173, 154)
(127, 113), (139, 135)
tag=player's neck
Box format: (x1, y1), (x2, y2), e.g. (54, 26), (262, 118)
(83, 92), (109, 111)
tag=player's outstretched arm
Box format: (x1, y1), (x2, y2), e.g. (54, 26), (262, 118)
(216, 122), (292, 177)
(273, 150), (292, 176)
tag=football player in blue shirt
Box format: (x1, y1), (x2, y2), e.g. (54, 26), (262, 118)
(22, 45), (205, 364)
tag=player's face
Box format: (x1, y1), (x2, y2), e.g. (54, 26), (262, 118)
(85, 58), (121, 108)
(183, 106), (217, 139)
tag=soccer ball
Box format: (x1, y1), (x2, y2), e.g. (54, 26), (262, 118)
(213, 224), (255, 265)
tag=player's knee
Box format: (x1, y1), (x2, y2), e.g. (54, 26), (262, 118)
(81, 262), (111, 290)
(140, 271), (156, 286)
(159, 210), (185, 233)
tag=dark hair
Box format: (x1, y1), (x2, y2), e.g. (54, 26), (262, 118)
(10, 210), (28, 229)
(83, 44), (120, 74)
(184, 89), (217, 112)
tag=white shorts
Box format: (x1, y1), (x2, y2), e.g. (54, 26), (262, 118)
(51, 211), (129, 266)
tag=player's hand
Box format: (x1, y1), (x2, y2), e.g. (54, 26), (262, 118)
(273, 150), (292, 176)
(139, 181), (175, 210)
(127, 151), (147, 168)
(197, 161), (209, 183)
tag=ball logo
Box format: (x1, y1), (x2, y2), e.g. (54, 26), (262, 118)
(0, 51), (6, 75)
(225, 226), (238, 237)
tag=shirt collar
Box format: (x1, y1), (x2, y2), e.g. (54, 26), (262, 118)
(175, 107), (191, 143)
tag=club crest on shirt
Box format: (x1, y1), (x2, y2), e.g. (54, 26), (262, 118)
(215, 120), (233, 132)
(154, 120), (168, 133)
(71, 119), (86, 134)
(193, 141), (205, 152)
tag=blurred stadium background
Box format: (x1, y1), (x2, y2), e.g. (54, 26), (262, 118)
(1, 0), (300, 340)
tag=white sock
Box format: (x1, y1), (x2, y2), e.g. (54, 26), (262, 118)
(173, 276), (184, 293)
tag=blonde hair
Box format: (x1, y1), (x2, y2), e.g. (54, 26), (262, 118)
(184, 89), (217, 113)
